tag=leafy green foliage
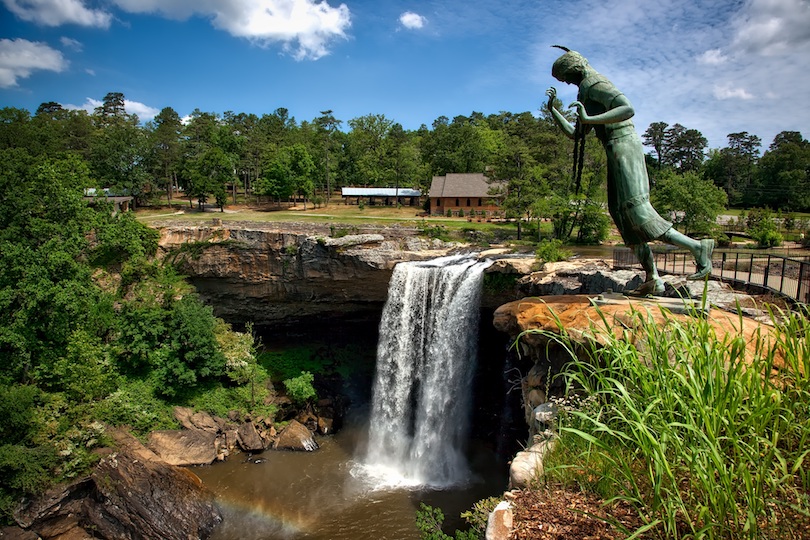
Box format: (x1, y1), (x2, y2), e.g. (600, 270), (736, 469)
(283, 371), (317, 407)
(535, 239), (571, 263)
(93, 379), (178, 435)
(651, 169), (727, 236)
(415, 503), (478, 540)
(259, 345), (330, 381)
(0, 146), (271, 523)
(745, 208), (784, 247)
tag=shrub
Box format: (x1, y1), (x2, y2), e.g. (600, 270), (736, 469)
(535, 239), (571, 263)
(750, 218), (783, 248)
(283, 371), (317, 407)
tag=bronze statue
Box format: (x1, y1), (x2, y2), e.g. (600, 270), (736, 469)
(546, 46), (713, 295)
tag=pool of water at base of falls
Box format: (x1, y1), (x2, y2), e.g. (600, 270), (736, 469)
(192, 410), (509, 540)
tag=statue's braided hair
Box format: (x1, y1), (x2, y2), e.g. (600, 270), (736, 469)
(573, 120), (586, 195)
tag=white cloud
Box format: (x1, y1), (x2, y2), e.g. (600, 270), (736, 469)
(697, 48), (727, 65)
(713, 84), (755, 100)
(63, 97), (160, 121)
(0, 38), (67, 88)
(731, 0), (810, 55)
(63, 97), (101, 114)
(85, 68), (95, 76)
(2, 0), (111, 27)
(399, 11), (426, 30)
(111, 0), (352, 60)
(125, 99), (160, 121)
(60, 36), (83, 51)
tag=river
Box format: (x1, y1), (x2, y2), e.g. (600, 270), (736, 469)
(194, 408), (509, 540)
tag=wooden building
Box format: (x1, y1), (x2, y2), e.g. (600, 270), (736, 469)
(428, 173), (502, 216)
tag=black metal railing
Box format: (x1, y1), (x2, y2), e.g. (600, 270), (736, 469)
(613, 248), (810, 304)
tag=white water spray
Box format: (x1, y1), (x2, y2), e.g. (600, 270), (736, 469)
(362, 255), (492, 488)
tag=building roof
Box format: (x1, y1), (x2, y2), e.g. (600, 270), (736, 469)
(341, 187), (421, 197)
(428, 173), (497, 198)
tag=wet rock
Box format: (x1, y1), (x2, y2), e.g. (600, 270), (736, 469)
(274, 420), (318, 452)
(148, 429), (218, 466)
(317, 416), (333, 435)
(236, 422), (266, 452)
(14, 429), (221, 540)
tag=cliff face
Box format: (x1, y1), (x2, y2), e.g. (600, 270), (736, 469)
(155, 221), (459, 323)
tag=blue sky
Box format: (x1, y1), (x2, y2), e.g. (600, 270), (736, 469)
(1, 0), (809, 150)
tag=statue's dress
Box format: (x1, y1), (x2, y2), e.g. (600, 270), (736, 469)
(579, 74), (672, 246)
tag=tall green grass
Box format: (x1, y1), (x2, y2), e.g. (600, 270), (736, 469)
(533, 303), (810, 539)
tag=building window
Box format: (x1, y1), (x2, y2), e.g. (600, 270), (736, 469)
(478, 198), (482, 206)
(466, 198), (470, 206)
(455, 198), (459, 206)
(435, 199), (440, 207)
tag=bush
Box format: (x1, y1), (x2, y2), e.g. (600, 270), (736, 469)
(750, 219), (783, 248)
(93, 379), (177, 434)
(575, 203), (610, 244)
(283, 371), (317, 407)
(535, 239), (571, 263)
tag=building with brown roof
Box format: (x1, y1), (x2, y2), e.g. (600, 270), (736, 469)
(428, 173), (502, 216)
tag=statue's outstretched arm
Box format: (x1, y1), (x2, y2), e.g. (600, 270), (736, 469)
(569, 94), (635, 125)
(546, 87), (575, 139)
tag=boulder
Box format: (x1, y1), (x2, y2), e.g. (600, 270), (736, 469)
(174, 407), (222, 433)
(173, 406), (196, 430)
(148, 429), (218, 466)
(14, 429), (221, 540)
(509, 439), (555, 489)
(0, 527), (41, 539)
(317, 416), (333, 435)
(485, 500), (514, 540)
(273, 420), (318, 452)
(236, 422), (266, 452)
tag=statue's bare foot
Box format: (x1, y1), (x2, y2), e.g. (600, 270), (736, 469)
(626, 277), (665, 297)
(687, 239), (714, 280)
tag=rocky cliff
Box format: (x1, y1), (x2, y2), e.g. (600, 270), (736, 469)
(154, 221), (461, 324)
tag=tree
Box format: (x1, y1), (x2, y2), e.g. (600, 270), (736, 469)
(752, 131), (809, 211)
(662, 124), (707, 172)
(314, 110), (342, 204)
(254, 143), (315, 208)
(347, 114), (394, 186)
(703, 131), (761, 206)
(387, 123), (423, 205)
(486, 135), (545, 240)
(651, 170), (727, 236)
(94, 92), (126, 121)
(642, 121), (669, 169)
(148, 107), (183, 204)
(186, 146), (234, 211)
(89, 93), (150, 205)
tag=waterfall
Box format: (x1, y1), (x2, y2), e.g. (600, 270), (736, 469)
(362, 255), (491, 488)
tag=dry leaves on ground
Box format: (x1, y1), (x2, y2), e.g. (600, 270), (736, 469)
(509, 485), (643, 540)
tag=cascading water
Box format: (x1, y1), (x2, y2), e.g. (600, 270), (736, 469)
(362, 255), (492, 488)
